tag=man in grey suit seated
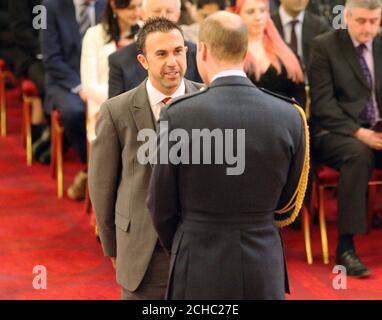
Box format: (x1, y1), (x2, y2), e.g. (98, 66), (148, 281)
(147, 11), (309, 300)
(88, 17), (202, 300)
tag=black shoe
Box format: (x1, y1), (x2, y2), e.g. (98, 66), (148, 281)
(31, 124), (47, 144)
(335, 250), (371, 278)
(32, 127), (50, 160)
(372, 213), (382, 229)
(38, 148), (51, 165)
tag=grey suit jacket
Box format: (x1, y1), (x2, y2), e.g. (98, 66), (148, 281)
(88, 78), (202, 292)
(147, 76), (307, 299)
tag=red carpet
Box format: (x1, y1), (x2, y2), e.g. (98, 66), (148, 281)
(0, 89), (119, 300)
(1, 88), (382, 300)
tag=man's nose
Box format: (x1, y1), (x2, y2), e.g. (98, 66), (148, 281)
(166, 54), (177, 66)
(160, 9), (168, 18)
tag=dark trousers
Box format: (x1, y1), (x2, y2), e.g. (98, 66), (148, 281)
(26, 61), (45, 97)
(312, 132), (382, 235)
(121, 246), (169, 300)
(50, 87), (87, 164)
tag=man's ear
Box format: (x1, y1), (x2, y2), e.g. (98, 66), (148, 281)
(184, 46), (188, 54)
(200, 41), (208, 61)
(137, 54), (149, 70)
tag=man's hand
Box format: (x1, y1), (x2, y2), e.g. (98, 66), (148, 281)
(353, 127), (382, 150)
(79, 89), (87, 103)
(110, 257), (116, 270)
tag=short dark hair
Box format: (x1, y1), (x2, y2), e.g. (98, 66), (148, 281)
(136, 17), (184, 55)
(196, 0), (227, 10)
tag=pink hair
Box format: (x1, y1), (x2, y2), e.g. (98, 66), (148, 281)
(230, 0), (304, 83)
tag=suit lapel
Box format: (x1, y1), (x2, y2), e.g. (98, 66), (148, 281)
(302, 13), (315, 62)
(184, 79), (200, 93)
(273, 14), (284, 39)
(130, 80), (156, 132)
(64, 0), (81, 50)
(373, 36), (382, 108)
(130, 79), (201, 132)
(94, 0), (105, 21)
(338, 30), (369, 89)
(302, 13), (314, 46)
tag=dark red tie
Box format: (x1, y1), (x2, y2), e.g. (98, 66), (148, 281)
(161, 97), (172, 105)
(290, 20), (298, 55)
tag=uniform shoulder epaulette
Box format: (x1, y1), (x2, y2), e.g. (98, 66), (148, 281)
(258, 86), (301, 107)
(167, 86), (209, 110)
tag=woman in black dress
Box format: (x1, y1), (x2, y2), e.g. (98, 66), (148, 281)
(232, 0), (306, 107)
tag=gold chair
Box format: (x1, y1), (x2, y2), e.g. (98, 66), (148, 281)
(0, 59), (17, 137)
(21, 80), (41, 166)
(49, 110), (64, 198)
(301, 204), (313, 264)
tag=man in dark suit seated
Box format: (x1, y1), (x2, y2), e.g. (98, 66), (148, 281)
(272, 0), (331, 70)
(40, 0), (105, 199)
(309, 0), (382, 277)
(108, 0), (202, 98)
(147, 11), (309, 299)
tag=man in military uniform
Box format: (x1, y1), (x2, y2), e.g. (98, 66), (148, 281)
(147, 11), (309, 299)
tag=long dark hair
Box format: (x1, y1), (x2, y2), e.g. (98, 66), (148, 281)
(101, 0), (132, 43)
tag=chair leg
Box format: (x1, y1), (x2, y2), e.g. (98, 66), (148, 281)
(319, 186), (329, 264)
(367, 184), (378, 232)
(302, 205), (313, 264)
(0, 74), (6, 137)
(23, 98), (32, 166)
(56, 126), (64, 198)
(50, 117), (57, 178)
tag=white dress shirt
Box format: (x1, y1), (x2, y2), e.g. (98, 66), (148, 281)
(279, 6), (305, 60)
(146, 79), (186, 121)
(210, 69), (247, 83)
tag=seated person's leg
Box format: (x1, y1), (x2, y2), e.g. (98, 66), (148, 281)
(27, 61), (48, 145)
(27, 61), (45, 97)
(313, 132), (374, 277)
(54, 90), (87, 164)
(53, 89), (87, 201)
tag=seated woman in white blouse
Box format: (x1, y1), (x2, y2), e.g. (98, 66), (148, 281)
(81, 0), (142, 141)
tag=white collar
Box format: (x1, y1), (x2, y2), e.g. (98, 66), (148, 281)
(73, 0), (93, 6)
(210, 69), (247, 83)
(279, 6), (305, 27)
(146, 78), (186, 106)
